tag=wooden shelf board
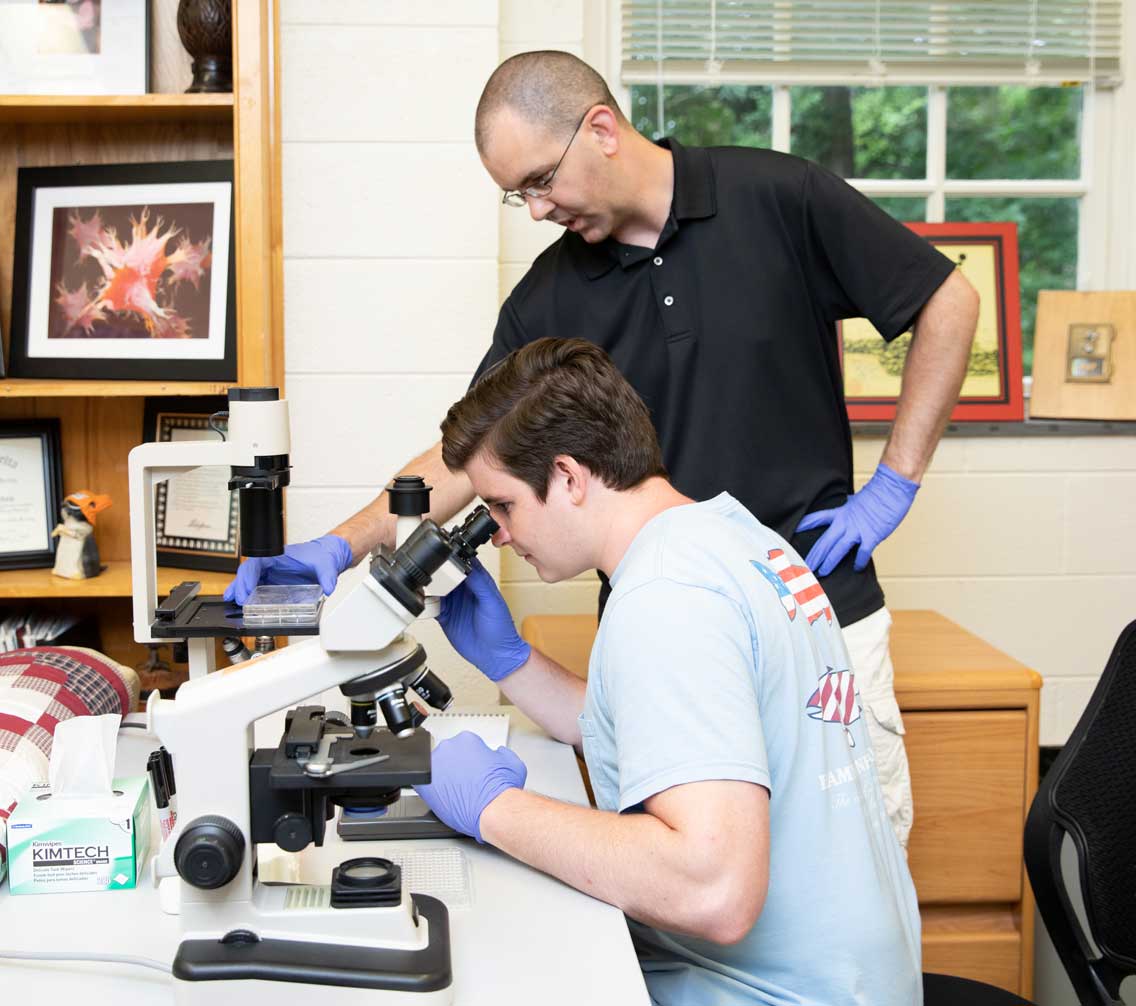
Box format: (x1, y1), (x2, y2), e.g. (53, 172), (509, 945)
(0, 560), (232, 599)
(0, 94), (234, 124)
(0, 378), (234, 398)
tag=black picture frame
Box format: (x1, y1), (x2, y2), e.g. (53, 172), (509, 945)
(143, 396), (239, 573)
(0, 419), (64, 570)
(9, 160), (237, 382)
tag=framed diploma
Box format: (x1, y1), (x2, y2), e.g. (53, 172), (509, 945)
(0, 419), (63, 570)
(143, 396), (238, 572)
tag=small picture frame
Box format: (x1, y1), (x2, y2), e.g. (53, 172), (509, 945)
(0, 0), (149, 95)
(9, 160), (236, 382)
(0, 419), (64, 570)
(1030, 291), (1136, 421)
(143, 396), (238, 573)
(840, 222), (1024, 422)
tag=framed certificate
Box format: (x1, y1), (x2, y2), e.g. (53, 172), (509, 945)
(0, 419), (63, 570)
(143, 396), (238, 572)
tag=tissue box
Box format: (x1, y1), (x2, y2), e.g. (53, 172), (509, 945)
(7, 775), (150, 895)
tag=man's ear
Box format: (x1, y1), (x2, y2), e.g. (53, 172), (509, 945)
(551, 455), (589, 505)
(587, 105), (621, 157)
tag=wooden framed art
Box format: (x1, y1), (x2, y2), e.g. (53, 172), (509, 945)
(143, 396), (238, 573)
(9, 160), (236, 382)
(841, 221), (1024, 422)
(1030, 290), (1136, 420)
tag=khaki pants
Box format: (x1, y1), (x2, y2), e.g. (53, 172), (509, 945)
(842, 606), (914, 849)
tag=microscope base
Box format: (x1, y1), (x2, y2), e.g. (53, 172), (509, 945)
(172, 893), (452, 1004)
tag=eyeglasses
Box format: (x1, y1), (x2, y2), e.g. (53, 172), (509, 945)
(501, 105), (595, 208)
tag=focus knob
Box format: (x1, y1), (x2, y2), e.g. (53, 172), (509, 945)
(273, 812), (313, 853)
(174, 815), (245, 889)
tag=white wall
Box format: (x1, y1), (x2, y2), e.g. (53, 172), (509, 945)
(279, 0), (502, 704)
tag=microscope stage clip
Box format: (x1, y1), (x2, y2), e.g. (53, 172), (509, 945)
(303, 751), (391, 779)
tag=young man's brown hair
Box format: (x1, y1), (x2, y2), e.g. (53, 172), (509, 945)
(440, 337), (667, 501)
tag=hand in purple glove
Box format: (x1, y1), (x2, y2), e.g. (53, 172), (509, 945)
(222, 534), (353, 605)
(437, 559), (531, 682)
(414, 731), (527, 843)
(795, 463), (919, 577)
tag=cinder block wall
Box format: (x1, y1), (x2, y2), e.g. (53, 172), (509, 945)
(279, 0), (502, 704)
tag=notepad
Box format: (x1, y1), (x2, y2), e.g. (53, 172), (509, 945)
(420, 711), (510, 750)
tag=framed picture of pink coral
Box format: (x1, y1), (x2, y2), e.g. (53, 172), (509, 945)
(8, 160), (236, 382)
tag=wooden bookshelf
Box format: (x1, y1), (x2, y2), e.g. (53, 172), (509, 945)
(0, 561), (232, 599)
(0, 0), (283, 679)
(0, 94), (234, 125)
(0, 378), (234, 398)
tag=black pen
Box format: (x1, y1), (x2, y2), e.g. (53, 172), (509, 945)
(147, 748), (177, 839)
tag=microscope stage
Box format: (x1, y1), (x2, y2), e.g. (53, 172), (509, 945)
(151, 592), (320, 638)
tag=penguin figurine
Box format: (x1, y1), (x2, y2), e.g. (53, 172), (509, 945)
(51, 490), (113, 580)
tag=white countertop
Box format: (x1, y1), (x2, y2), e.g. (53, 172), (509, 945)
(0, 706), (649, 1005)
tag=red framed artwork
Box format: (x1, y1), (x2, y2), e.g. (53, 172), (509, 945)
(840, 221), (1024, 422)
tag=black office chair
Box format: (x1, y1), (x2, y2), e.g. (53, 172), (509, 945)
(924, 618), (1136, 1005)
(1023, 618), (1136, 1005)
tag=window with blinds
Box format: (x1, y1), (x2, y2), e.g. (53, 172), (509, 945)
(621, 1), (1123, 86)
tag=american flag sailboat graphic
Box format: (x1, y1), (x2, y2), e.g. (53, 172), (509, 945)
(750, 549), (833, 626)
(807, 667), (861, 745)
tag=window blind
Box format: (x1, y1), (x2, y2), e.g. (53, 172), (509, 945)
(621, 1), (1123, 86)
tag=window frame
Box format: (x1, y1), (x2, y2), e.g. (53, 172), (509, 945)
(626, 80), (1092, 273)
(597, 1), (1132, 297)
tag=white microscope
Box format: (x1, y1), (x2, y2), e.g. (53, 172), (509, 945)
(128, 387), (496, 1004)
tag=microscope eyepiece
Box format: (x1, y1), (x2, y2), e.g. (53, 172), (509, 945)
(446, 506), (498, 568)
(387, 475), (432, 517)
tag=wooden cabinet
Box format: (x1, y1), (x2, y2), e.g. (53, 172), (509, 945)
(0, 2), (283, 685)
(520, 608), (1041, 999)
(893, 611), (1041, 998)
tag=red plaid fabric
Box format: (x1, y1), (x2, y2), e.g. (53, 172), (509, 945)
(0, 647), (139, 873)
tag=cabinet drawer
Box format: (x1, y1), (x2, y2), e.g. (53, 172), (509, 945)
(922, 906), (1023, 993)
(905, 710), (1027, 903)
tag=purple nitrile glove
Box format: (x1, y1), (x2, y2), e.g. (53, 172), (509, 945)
(414, 731), (527, 843)
(436, 559), (531, 682)
(795, 463), (919, 577)
(222, 534), (353, 604)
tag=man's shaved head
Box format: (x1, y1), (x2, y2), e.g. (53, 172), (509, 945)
(475, 51), (624, 153)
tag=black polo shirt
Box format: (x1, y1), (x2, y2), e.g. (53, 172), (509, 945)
(472, 139), (955, 627)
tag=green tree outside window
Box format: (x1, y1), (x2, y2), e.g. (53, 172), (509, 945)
(629, 83), (1082, 373)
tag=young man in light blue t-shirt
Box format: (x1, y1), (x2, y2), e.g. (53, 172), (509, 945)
(416, 338), (922, 1006)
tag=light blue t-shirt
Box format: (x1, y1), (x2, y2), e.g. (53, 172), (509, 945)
(579, 493), (921, 1006)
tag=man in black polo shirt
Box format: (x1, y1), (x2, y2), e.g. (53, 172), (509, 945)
(225, 51), (979, 849)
